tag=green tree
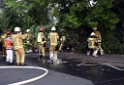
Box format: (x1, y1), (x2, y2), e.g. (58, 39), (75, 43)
(3, 0), (50, 31)
(48, 0), (119, 29)
(1, 0), (123, 53)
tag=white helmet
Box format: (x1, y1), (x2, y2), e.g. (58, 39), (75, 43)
(90, 32), (95, 36)
(51, 26), (56, 31)
(14, 27), (21, 32)
(26, 29), (30, 32)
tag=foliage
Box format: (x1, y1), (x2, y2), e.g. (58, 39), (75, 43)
(2, 0), (49, 32)
(48, 0), (119, 29)
(2, 0), (120, 30)
(0, 0), (124, 54)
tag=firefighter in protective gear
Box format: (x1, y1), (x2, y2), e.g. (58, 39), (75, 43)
(48, 26), (59, 64)
(59, 36), (66, 51)
(12, 27), (29, 65)
(1, 31), (7, 58)
(93, 27), (104, 55)
(25, 29), (33, 53)
(5, 32), (13, 65)
(37, 27), (46, 59)
(87, 32), (98, 57)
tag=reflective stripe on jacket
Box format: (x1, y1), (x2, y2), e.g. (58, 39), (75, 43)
(48, 32), (59, 46)
(37, 32), (46, 44)
(87, 37), (97, 49)
(12, 33), (27, 50)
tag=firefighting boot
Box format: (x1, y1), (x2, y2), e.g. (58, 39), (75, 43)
(93, 50), (98, 57)
(50, 52), (53, 61)
(100, 50), (104, 55)
(39, 54), (43, 60)
(87, 50), (91, 56)
(42, 57), (46, 64)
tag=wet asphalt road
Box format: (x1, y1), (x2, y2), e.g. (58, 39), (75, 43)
(0, 53), (93, 85)
(0, 53), (124, 85)
(26, 53), (124, 85)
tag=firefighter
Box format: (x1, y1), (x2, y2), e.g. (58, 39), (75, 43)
(87, 32), (98, 57)
(5, 32), (13, 65)
(93, 27), (104, 55)
(1, 31), (7, 59)
(48, 26), (59, 64)
(12, 27), (29, 65)
(25, 29), (33, 53)
(37, 27), (46, 60)
(59, 35), (66, 51)
(0, 34), (3, 53)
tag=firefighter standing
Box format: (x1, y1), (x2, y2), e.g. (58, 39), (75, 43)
(93, 27), (104, 55)
(37, 27), (46, 59)
(12, 27), (28, 65)
(59, 35), (66, 51)
(87, 32), (98, 57)
(48, 26), (59, 64)
(1, 31), (7, 58)
(25, 29), (33, 53)
(5, 32), (13, 64)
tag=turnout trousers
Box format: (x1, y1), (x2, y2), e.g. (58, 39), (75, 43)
(38, 44), (45, 57)
(15, 48), (25, 65)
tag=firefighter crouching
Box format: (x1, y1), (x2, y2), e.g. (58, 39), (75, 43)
(37, 27), (46, 60)
(87, 32), (98, 57)
(93, 27), (104, 55)
(48, 26), (59, 64)
(12, 27), (29, 65)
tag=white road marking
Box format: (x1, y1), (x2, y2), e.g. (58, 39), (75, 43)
(102, 63), (124, 71)
(0, 66), (48, 85)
